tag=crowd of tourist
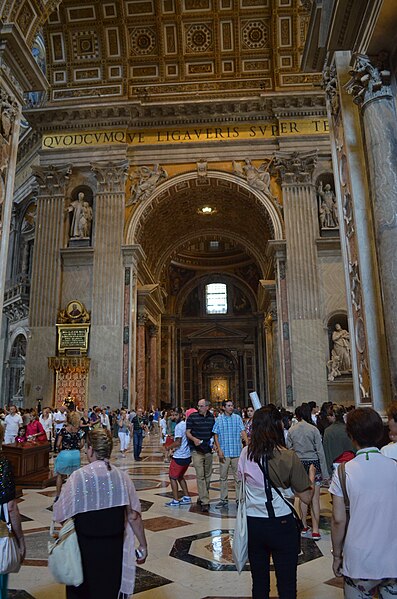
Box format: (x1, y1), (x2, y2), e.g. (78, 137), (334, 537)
(0, 398), (396, 598)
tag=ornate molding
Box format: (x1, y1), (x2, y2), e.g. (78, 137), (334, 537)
(91, 160), (128, 194)
(31, 164), (71, 193)
(273, 150), (317, 184)
(346, 53), (392, 107)
(23, 94), (327, 133)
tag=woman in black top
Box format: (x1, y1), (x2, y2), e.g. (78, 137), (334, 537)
(0, 426), (25, 597)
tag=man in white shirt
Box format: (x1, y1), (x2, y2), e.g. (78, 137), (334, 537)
(381, 401), (397, 459)
(100, 408), (111, 431)
(165, 408), (192, 507)
(4, 405), (23, 444)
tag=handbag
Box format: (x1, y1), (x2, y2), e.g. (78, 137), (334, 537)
(0, 503), (22, 574)
(258, 457), (304, 546)
(48, 518), (83, 586)
(232, 471), (248, 573)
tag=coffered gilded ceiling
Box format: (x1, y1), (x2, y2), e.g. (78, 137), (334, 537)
(2, 0), (321, 104)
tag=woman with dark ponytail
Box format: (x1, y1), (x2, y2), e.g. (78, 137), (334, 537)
(53, 429), (148, 599)
(238, 407), (313, 599)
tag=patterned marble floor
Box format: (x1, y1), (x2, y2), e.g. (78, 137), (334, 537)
(9, 434), (343, 598)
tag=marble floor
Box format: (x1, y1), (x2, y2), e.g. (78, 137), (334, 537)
(9, 434), (344, 598)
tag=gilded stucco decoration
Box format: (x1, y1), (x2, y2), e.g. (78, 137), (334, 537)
(0, 1), (320, 104)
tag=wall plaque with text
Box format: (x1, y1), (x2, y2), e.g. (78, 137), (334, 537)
(57, 324), (89, 354)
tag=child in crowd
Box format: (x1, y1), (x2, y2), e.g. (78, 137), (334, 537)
(16, 426), (27, 443)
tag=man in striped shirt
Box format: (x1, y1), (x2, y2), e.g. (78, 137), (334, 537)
(186, 399), (215, 512)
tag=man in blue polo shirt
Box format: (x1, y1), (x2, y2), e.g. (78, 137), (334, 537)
(186, 399), (215, 513)
(213, 399), (247, 508)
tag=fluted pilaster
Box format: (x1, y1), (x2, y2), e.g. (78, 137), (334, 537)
(273, 151), (328, 405)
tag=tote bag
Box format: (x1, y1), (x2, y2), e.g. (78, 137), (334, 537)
(48, 518), (83, 587)
(232, 473), (248, 573)
(0, 503), (21, 574)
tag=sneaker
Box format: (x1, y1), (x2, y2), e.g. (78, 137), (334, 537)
(165, 499), (180, 507)
(196, 498), (202, 506)
(201, 504), (209, 513)
(312, 532), (321, 541)
(301, 527), (311, 538)
(215, 500), (228, 508)
(180, 496), (192, 504)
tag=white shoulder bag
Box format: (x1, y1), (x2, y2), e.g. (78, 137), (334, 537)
(0, 503), (22, 574)
(48, 518), (83, 587)
(232, 472), (248, 573)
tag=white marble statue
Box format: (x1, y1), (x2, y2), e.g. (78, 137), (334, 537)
(127, 164), (168, 206)
(332, 323), (351, 371)
(66, 192), (93, 238)
(318, 182), (339, 228)
(233, 158), (272, 195)
(327, 350), (341, 381)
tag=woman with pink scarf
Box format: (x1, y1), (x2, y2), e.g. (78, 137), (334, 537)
(53, 429), (148, 599)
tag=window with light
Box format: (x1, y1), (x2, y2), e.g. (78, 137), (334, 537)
(206, 283), (227, 314)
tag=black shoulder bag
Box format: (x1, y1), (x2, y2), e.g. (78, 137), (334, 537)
(258, 456), (304, 536)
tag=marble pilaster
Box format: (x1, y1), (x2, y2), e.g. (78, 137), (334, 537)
(346, 53), (397, 395)
(325, 52), (391, 412)
(122, 245), (145, 410)
(26, 165), (70, 406)
(148, 325), (159, 410)
(272, 152), (328, 407)
(89, 161), (128, 406)
(136, 313), (147, 410)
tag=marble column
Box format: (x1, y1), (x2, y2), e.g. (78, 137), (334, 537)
(324, 52), (391, 412)
(26, 165), (70, 406)
(136, 313), (147, 411)
(192, 351), (198, 403)
(148, 325), (159, 410)
(90, 161), (128, 406)
(273, 152), (328, 406)
(346, 54), (397, 394)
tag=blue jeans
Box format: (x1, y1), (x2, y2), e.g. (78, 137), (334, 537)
(133, 431), (143, 460)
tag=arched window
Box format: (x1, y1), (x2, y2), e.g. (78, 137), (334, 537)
(205, 283), (227, 314)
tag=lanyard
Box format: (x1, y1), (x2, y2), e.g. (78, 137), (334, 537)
(355, 449), (380, 461)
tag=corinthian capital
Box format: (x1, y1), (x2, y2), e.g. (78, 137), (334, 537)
(273, 150), (317, 184)
(31, 165), (71, 193)
(345, 53), (392, 107)
(91, 160), (129, 193)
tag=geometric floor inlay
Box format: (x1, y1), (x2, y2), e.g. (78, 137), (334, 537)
(143, 516), (191, 532)
(134, 566), (172, 594)
(170, 529), (323, 572)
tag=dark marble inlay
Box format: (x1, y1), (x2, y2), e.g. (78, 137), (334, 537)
(324, 577), (344, 588)
(170, 530), (323, 571)
(129, 466), (169, 475)
(134, 566), (172, 594)
(9, 591), (36, 599)
(143, 516), (191, 532)
(140, 499), (154, 513)
(19, 514), (33, 522)
(25, 531), (50, 561)
(132, 478), (168, 491)
(189, 501), (237, 519)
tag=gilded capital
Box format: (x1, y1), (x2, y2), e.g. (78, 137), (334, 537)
(345, 53), (392, 107)
(273, 150), (317, 184)
(91, 160), (129, 193)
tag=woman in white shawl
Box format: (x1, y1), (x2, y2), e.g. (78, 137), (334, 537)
(53, 429), (148, 599)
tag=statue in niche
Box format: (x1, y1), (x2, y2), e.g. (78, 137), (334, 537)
(327, 350), (341, 381)
(66, 192), (93, 239)
(233, 158), (272, 196)
(127, 164), (168, 206)
(318, 181), (339, 229)
(331, 323), (352, 371)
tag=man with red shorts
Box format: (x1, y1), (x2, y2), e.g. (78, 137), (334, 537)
(165, 408), (192, 507)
